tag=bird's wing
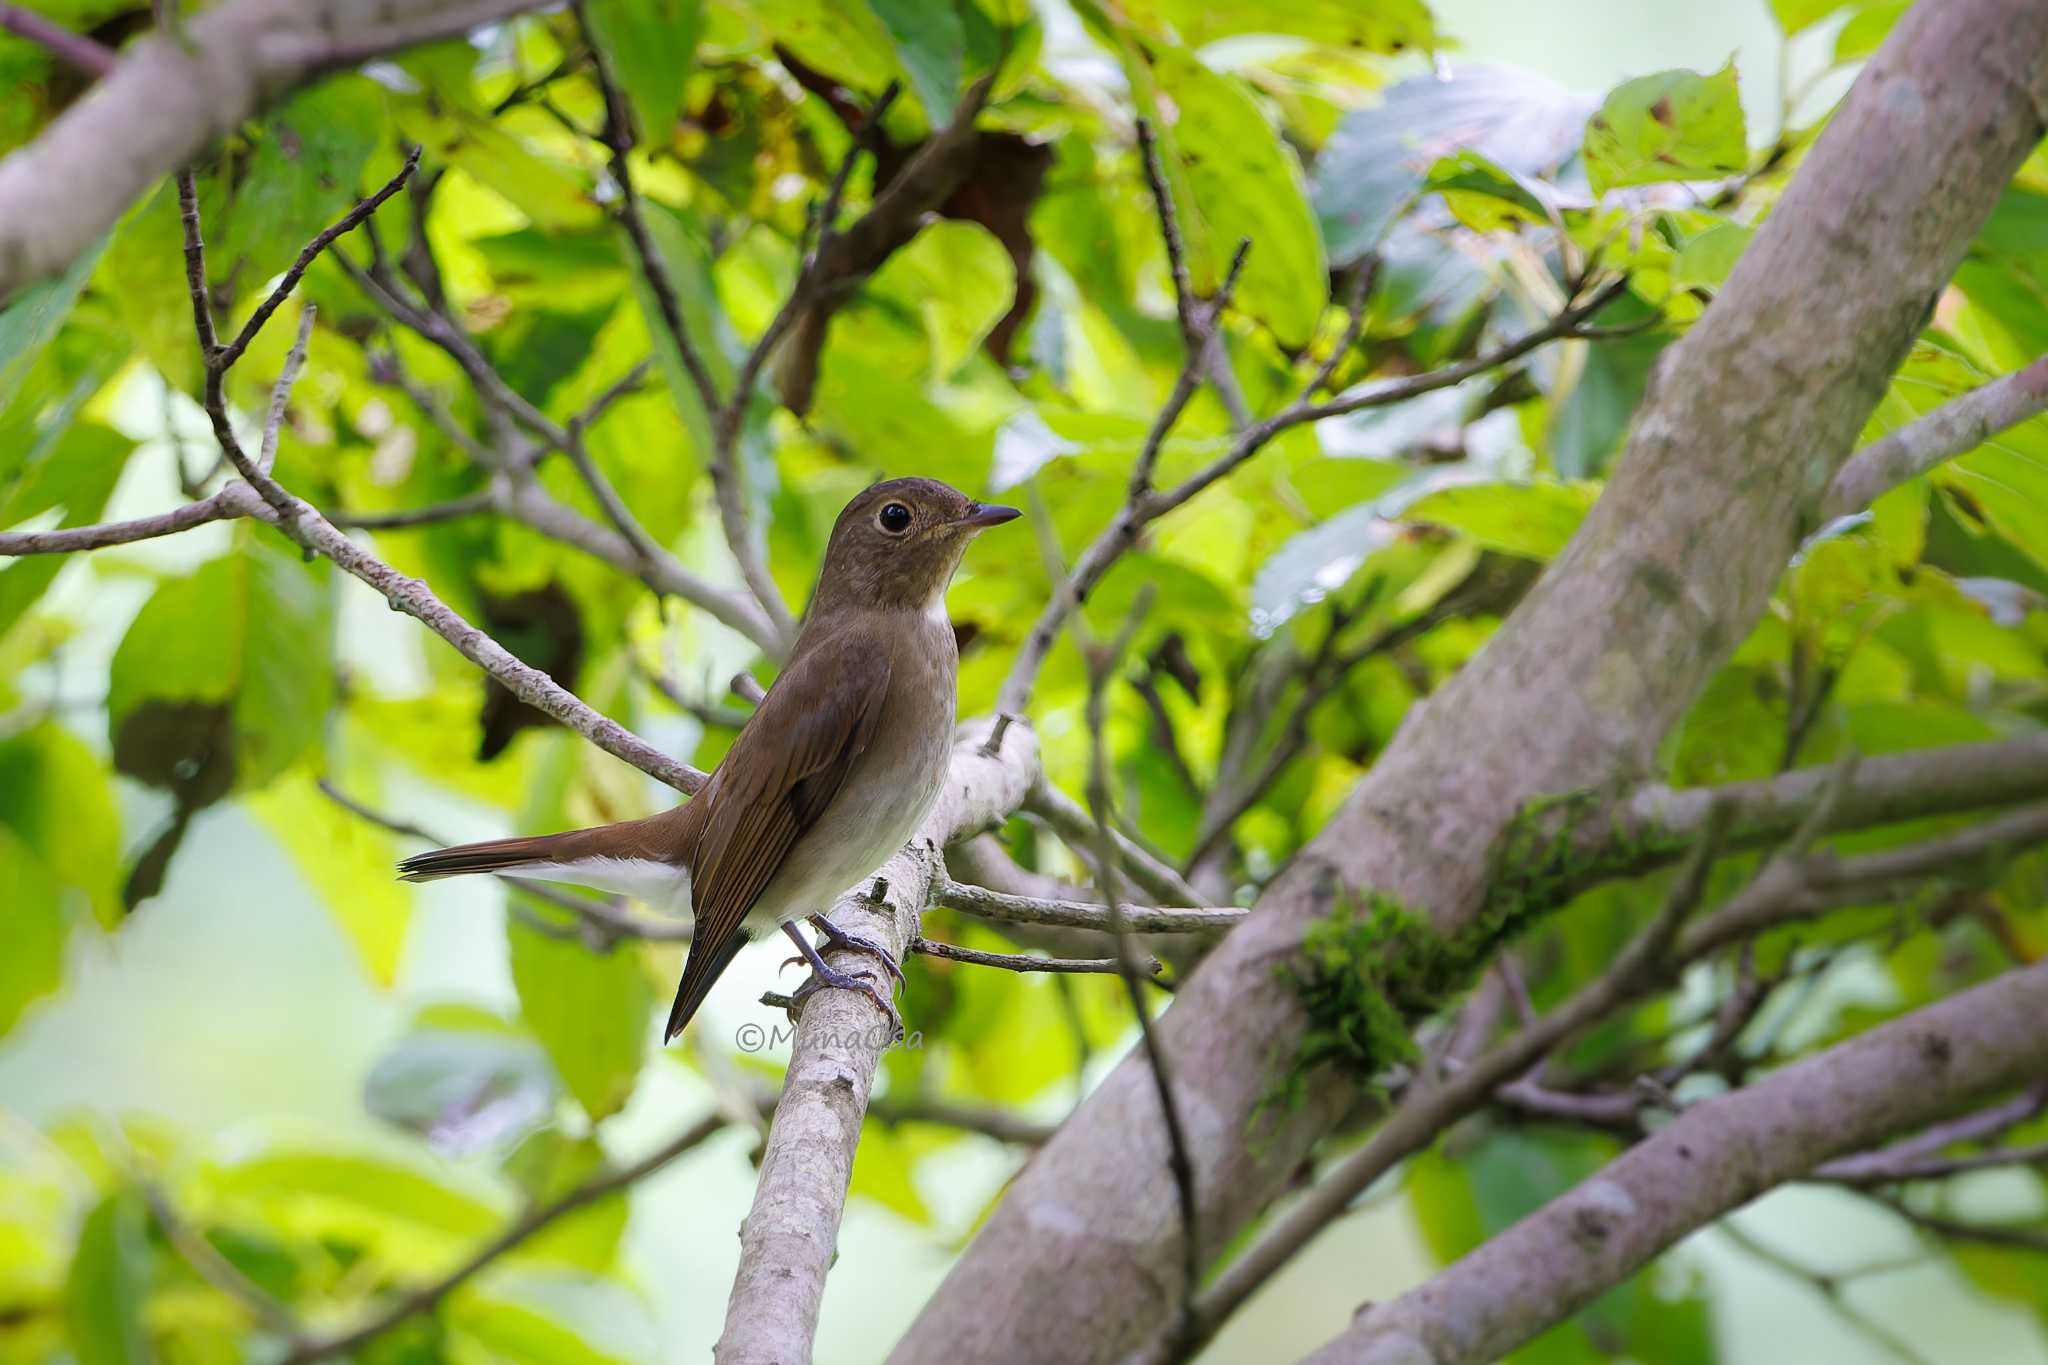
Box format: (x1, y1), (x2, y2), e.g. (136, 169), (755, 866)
(664, 633), (891, 1039)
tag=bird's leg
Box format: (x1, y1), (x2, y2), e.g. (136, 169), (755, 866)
(781, 921), (903, 1038)
(807, 912), (906, 987)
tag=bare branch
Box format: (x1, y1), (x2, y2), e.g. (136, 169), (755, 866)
(911, 936), (1155, 976)
(329, 490), (496, 531)
(143, 1181), (301, 1339)
(1, 489), (241, 555)
(715, 717), (1038, 1365)
(996, 275), (1628, 715)
(0, 4), (115, 77)
(1821, 352), (2048, 519)
(1026, 776), (1207, 907)
(218, 147), (421, 371)
(257, 305), (315, 474)
(172, 170), (709, 796)
(1155, 809), (1731, 1362)
(934, 876), (1243, 934)
(1813, 1084), (2048, 1185)
(1299, 959), (2048, 1365)
(0, 0), (554, 299)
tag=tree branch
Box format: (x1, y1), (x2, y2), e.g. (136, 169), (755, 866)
(0, 0), (553, 301)
(171, 166), (709, 796)
(0, 4), (116, 77)
(994, 276), (1626, 716)
(1298, 958), (2048, 1365)
(1821, 352), (2048, 519)
(911, 936), (1156, 976)
(896, 9), (2048, 1358)
(933, 876), (1243, 934)
(715, 716), (1039, 1365)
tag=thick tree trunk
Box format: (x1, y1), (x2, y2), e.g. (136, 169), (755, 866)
(890, 6), (2048, 1361)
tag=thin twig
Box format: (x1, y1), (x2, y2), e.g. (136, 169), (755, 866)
(281, 1113), (726, 1362)
(997, 274), (1631, 715)
(329, 490), (496, 530)
(1821, 353), (2048, 520)
(911, 936), (1157, 976)
(172, 171), (709, 794)
(142, 1181), (302, 1338)
(257, 306), (316, 473)
(1079, 585), (1201, 1353)
(0, 4), (116, 76)
(934, 876), (1242, 934)
(218, 147), (421, 371)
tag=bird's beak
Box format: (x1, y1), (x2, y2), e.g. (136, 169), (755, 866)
(958, 502), (1022, 530)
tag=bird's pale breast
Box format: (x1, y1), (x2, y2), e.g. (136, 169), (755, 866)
(745, 611), (958, 929)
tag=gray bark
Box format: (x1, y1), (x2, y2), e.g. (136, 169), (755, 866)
(715, 717), (1040, 1365)
(0, 0), (549, 300)
(1302, 958), (2048, 1365)
(888, 6), (2048, 1361)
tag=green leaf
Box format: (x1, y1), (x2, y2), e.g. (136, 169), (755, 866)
(64, 1189), (152, 1365)
(1404, 479), (1599, 560)
(1136, 44), (1327, 348)
(1583, 64), (1747, 194)
(246, 772), (414, 986)
(507, 916), (652, 1123)
(1122, 0), (1434, 51)
(585, 0), (704, 141)
(866, 219), (1017, 376)
(1548, 327), (1670, 479)
(734, 0), (902, 92)
(0, 722), (122, 927)
(106, 537), (335, 801)
(0, 826), (67, 1040)
(0, 421), (137, 646)
(1311, 66), (1591, 264)
(1672, 221), (1752, 292)
(221, 78), (382, 289)
(0, 232), (103, 413)
(205, 1149), (502, 1272)
(865, 0), (965, 123)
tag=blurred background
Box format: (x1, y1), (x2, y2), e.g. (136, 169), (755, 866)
(5, 0), (2047, 1361)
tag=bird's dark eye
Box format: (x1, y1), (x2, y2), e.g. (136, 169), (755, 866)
(877, 502), (913, 534)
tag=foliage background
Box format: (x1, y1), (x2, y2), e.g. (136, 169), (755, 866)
(3, 0), (2048, 1361)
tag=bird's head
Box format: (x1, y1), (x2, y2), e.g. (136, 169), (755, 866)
(810, 476), (1020, 617)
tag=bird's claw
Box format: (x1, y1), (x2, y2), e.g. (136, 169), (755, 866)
(808, 916), (907, 987)
(788, 963), (903, 1040)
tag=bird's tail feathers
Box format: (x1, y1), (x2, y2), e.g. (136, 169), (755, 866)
(665, 929), (751, 1042)
(397, 833), (595, 883)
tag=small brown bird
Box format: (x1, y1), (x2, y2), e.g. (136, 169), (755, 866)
(398, 477), (1019, 1040)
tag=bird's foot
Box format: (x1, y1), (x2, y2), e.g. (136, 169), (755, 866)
(788, 966), (903, 1040)
(781, 919), (904, 1040)
(807, 914), (907, 987)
